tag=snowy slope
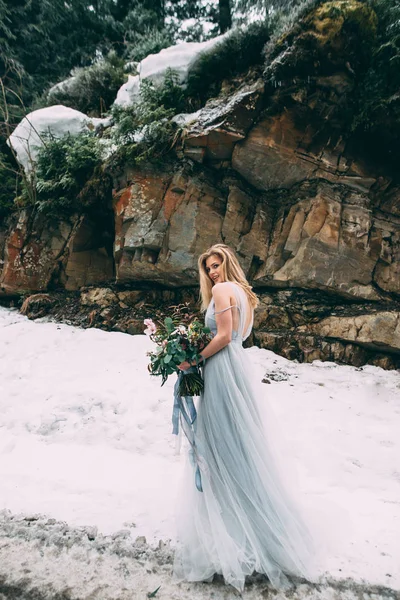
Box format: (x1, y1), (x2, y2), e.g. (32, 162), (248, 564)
(0, 306), (399, 598)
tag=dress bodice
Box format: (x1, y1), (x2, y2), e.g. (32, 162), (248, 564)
(205, 282), (253, 343)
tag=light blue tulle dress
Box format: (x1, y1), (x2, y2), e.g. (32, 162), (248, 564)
(173, 282), (314, 592)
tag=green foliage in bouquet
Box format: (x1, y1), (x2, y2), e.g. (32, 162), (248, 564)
(145, 304), (213, 397)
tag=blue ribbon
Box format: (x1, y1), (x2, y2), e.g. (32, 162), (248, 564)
(172, 367), (203, 492)
(172, 369), (197, 434)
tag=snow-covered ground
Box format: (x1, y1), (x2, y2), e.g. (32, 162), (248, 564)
(0, 306), (399, 599)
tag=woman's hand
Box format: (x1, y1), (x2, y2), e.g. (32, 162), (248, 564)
(178, 360), (192, 371)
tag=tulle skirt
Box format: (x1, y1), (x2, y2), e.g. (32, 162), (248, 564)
(173, 340), (315, 592)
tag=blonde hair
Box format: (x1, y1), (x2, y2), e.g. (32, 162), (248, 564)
(198, 244), (259, 311)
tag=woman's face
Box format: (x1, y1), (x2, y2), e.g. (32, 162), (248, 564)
(205, 254), (224, 284)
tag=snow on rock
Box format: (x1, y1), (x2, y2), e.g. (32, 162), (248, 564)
(7, 105), (110, 172)
(9, 36), (228, 166)
(114, 74), (140, 107)
(114, 35), (226, 107)
(172, 110), (202, 127)
(0, 306), (399, 597)
(47, 76), (79, 100)
(139, 35), (225, 86)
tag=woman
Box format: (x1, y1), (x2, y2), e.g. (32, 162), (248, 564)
(174, 244), (314, 592)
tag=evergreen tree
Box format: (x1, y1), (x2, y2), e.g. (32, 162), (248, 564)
(219, 0), (232, 32)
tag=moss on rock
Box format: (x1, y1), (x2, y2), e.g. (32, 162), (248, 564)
(309, 1), (377, 46)
(264, 0), (377, 83)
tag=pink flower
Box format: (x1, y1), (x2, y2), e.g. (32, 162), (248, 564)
(144, 318), (157, 336)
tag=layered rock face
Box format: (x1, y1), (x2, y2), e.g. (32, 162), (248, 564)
(0, 212), (114, 295)
(1, 1), (400, 368)
(112, 166), (271, 287)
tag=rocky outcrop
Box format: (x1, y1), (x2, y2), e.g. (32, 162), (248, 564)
(111, 164), (400, 304)
(20, 293), (56, 319)
(2, 68), (400, 366)
(13, 286), (400, 370)
(181, 81), (265, 164)
(231, 96), (376, 194)
(253, 181), (399, 301)
(0, 212), (114, 295)
(2, 0), (400, 368)
(113, 163), (271, 286)
(300, 312), (400, 353)
(251, 288), (400, 369)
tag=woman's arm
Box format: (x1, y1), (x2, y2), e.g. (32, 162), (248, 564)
(178, 283), (233, 370)
(198, 283), (232, 360)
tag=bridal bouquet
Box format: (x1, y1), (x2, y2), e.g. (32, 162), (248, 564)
(144, 309), (213, 397)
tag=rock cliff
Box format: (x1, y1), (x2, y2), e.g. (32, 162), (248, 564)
(1, 0), (400, 369)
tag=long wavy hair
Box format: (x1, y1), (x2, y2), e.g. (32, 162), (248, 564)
(198, 244), (259, 311)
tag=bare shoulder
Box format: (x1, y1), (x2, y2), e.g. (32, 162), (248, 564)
(211, 282), (232, 299)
